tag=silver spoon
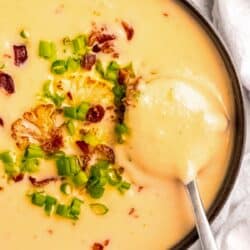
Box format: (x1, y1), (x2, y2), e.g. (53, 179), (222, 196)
(186, 180), (218, 250)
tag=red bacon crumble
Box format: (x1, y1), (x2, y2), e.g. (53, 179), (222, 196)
(0, 186), (3, 191)
(137, 186), (144, 192)
(12, 173), (24, 182)
(29, 176), (57, 187)
(76, 140), (90, 155)
(163, 12), (169, 17)
(92, 44), (101, 53)
(81, 53), (96, 70)
(92, 243), (104, 250)
(13, 45), (28, 66)
(41, 133), (64, 153)
(86, 105), (105, 123)
(95, 144), (115, 164)
(103, 239), (110, 247)
(67, 91), (73, 100)
(0, 118), (4, 127)
(128, 208), (139, 218)
(0, 72), (15, 94)
(121, 21), (134, 41)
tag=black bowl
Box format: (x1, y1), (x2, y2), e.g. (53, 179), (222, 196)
(172, 1), (246, 249)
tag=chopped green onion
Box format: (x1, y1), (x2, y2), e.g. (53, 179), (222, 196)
(21, 158), (40, 173)
(43, 80), (65, 107)
(118, 181), (131, 194)
(0, 151), (19, 176)
(25, 145), (45, 158)
(113, 84), (126, 105)
(115, 123), (129, 143)
(72, 35), (87, 55)
(63, 102), (90, 121)
(76, 102), (90, 120)
(66, 120), (75, 136)
(82, 133), (99, 146)
(20, 30), (30, 39)
(95, 60), (105, 77)
(105, 61), (120, 82)
(64, 106), (78, 119)
(0, 151), (15, 164)
(31, 192), (46, 207)
(56, 156), (80, 176)
(45, 195), (57, 215)
(69, 198), (83, 217)
(60, 183), (72, 195)
(87, 184), (105, 199)
(56, 204), (70, 217)
(73, 171), (88, 187)
(51, 60), (67, 75)
(67, 57), (80, 71)
(107, 169), (122, 186)
(39, 41), (56, 60)
(90, 203), (109, 215)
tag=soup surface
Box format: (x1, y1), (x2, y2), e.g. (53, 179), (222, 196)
(0, 0), (234, 249)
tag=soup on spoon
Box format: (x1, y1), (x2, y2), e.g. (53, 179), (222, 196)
(123, 78), (229, 184)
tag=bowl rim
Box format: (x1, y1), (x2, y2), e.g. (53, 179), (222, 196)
(172, 1), (246, 249)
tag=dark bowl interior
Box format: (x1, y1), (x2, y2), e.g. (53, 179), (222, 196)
(172, 1), (246, 249)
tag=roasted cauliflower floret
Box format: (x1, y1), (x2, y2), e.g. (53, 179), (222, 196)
(11, 104), (64, 152)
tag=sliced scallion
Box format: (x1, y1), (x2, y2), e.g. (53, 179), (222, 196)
(73, 171), (88, 187)
(66, 120), (75, 136)
(51, 60), (67, 75)
(20, 30), (30, 39)
(60, 183), (72, 195)
(72, 35), (87, 55)
(31, 192), (46, 207)
(90, 203), (109, 215)
(39, 41), (56, 60)
(25, 145), (45, 158)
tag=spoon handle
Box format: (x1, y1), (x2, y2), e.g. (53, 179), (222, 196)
(186, 180), (218, 250)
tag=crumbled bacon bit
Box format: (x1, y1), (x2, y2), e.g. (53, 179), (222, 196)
(13, 45), (28, 66)
(103, 239), (110, 246)
(80, 154), (91, 170)
(118, 167), (125, 174)
(76, 141), (90, 155)
(97, 34), (116, 44)
(121, 21), (134, 41)
(0, 72), (15, 94)
(29, 176), (57, 187)
(67, 91), (73, 100)
(0, 118), (4, 127)
(92, 44), (101, 53)
(0, 186), (3, 191)
(92, 243), (104, 250)
(137, 186), (144, 192)
(47, 229), (53, 235)
(100, 41), (115, 54)
(12, 173), (24, 182)
(86, 105), (105, 123)
(81, 53), (96, 71)
(95, 144), (115, 164)
(41, 132), (64, 153)
(128, 208), (139, 218)
(163, 12), (169, 17)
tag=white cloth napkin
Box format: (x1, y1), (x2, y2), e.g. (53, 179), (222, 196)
(189, 0), (250, 250)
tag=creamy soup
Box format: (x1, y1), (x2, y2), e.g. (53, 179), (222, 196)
(0, 0), (234, 250)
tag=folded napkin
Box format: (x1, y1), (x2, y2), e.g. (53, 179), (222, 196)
(189, 0), (250, 249)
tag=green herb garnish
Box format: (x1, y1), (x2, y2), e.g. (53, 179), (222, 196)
(39, 41), (56, 60)
(90, 203), (109, 215)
